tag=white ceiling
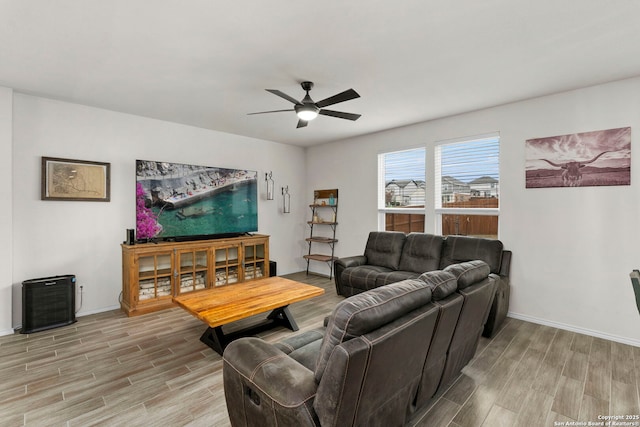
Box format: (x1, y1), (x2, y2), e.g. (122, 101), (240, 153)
(2, 1), (640, 147)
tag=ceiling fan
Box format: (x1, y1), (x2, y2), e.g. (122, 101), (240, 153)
(248, 81), (361, 128)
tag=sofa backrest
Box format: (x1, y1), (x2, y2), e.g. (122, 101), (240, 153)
(398, 233), (445, 273)
(314, 279), (438, 427)
(438, 260), (497, 390)
(415, 270), (463, 406)
(439, 235), (504, 274)
(315, 277), (433, 381)
(443, 259), (491, 289)
(364, 231), (407, 270)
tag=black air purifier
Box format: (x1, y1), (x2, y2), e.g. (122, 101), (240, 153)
(21, 275), (77, 334)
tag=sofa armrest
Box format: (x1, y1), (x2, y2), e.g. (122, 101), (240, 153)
(483, 250), (512, 338)
(335, 255), (367, 269)
(334, 255), (367, 295)
(499, 250), (512, 277)
(223, 337), (319, 426)
(273, 328), (325, 371)
(274, 328), (324, 355)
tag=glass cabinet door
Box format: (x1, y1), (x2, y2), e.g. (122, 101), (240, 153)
(243, 242), (266, 280)
(214, 245), (239, 286)
(176, 249), (208, 294)
(137, 252), (172, 302)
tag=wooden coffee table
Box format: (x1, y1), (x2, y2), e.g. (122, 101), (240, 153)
(173, 276), (324, 355)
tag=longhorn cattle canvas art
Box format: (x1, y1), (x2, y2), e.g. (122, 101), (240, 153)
(525, 127), (631, 188)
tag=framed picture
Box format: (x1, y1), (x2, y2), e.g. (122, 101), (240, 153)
(41, 156), (111, 201)
(525, 127), (631, 188)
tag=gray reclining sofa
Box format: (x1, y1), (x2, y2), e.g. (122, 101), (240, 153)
(223, 259), (497, 427)
(334, 231), (511, 337)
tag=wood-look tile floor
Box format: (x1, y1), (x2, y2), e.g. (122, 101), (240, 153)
(1, 272), (639, 426)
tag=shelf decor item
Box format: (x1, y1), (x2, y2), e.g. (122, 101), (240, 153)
(282, 186), (291, 213)
(41, 156), (111, 201)
(265, 171), (275, 200)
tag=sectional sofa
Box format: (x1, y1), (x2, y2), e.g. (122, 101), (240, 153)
(223, 259), (497, 426)
(334, 231), (511, 337)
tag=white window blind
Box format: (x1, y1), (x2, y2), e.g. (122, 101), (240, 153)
(378, 147), (426, 209)
(435, 135), (500, 209)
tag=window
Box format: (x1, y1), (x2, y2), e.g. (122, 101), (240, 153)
(378, 147), (426, 233)
(378, 135), (500, 238)
(435, 134), (500, 238)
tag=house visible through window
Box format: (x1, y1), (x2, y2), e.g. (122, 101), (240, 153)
(378, 147), (426, 233)
(435, 134), (500, 238)
(378, 135), (500, 238)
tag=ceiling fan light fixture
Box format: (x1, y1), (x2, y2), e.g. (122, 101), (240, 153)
(250, 81), (361, 128)
(295, 104), (319, 121)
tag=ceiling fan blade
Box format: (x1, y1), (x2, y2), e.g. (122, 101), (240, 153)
(266, 89), (301, 105)
(315, 89), (360, 108)
(296, 119), (308, 128)
(318, 109), (362, 121)
(247, 109), (293, 115)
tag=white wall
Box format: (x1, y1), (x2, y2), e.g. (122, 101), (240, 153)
(0, 87), (13, 335)
(307, 76), (640, 346)
(7, 77), (640, 346)
(9, 94), (308, 329)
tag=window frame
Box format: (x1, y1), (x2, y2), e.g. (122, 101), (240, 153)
(378, 146), (427, 232)
(433, 133), (500, 236)
(377, 133), (500, 238)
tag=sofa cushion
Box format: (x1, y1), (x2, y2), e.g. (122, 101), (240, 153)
(284, 339), (323, 372)
(439, 235), (503, 274)
(418, 270), (458, 300)
(341, 265), (394, 291)
(273, 328), (324, 371)
(374, 270), (421, 288)
(364, 231), (407, 270)
(315, 279), (432, 382)
(443, 260), (490, 290)
(398, 233), (445, 273)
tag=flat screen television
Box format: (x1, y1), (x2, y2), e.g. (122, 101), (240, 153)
(135, 160), (258, 242)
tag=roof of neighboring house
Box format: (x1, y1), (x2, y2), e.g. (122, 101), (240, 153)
(441, 176), (468, 186)
(385, 179), (426, 188)
(468, 176), (499, 185)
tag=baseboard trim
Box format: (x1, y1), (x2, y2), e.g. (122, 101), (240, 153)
(0, 328), (14, 337)
(76, 304), (121, 317)
(508, 311), (640, 348)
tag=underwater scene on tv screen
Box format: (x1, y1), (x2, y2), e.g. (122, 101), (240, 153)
(136, 160), (258, 240)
